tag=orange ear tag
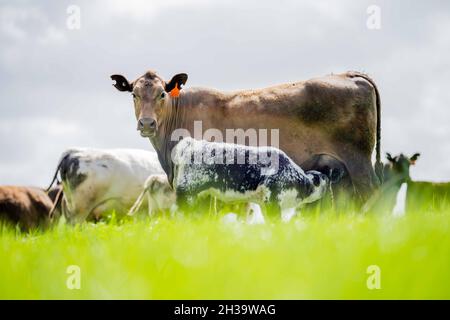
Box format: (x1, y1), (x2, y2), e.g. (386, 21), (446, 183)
(169, 83), (180, 98)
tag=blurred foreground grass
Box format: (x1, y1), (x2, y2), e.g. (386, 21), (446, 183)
(1, 207), (450, 299)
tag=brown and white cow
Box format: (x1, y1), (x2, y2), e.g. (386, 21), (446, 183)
(0, 186), (61, 231)
(111, 70), (382, 200)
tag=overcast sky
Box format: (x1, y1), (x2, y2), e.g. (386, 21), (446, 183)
(1, 0), (449, 186)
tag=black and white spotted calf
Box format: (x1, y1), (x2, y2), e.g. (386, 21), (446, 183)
(171, 137), (331, 221)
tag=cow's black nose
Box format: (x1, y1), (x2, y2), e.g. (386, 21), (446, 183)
(137, 118), (156, 131)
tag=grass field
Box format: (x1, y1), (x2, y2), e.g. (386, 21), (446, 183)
(1, 202), (450, 299)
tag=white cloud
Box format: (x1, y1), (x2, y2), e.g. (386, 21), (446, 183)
(36, 25), (66, 45)
(0, 6), (36, 40)
(0, 5), (67, 72)
(0, 5), (66, 43)
(99, 0), (210, 20)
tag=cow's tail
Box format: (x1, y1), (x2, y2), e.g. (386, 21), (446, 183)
(128, 188), (147, 216)
(45, 152), (71, 192)
(348, 72), (383, 185)
(49, 187), (64, 219)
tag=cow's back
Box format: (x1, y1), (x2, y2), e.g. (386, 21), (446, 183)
(59, 148), (164, 221)
(0, 186), (53, 231)
(406, 181), (450, 212)
(183, 72), (378, 199)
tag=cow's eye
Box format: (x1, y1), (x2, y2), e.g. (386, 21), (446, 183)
(132, 93), (137, 99)
(160, 92), (166, 99)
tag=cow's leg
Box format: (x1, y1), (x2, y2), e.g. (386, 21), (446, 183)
(335, 150), (376, 203)
(67, 206), (91, 224)
(350, 161), (377, 203)
(246, 202), (265, 224)
(281, 207), (297, 222)
(90, 204), (107, 222)
(175, 188), (195, 216)
(208, 196), (218, 216)
(65, 185), (101, 223)
(146, 192), (154, 217)
(128, 189), (147, 216)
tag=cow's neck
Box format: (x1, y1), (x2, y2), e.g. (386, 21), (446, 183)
(149, 92), (257, 184)
(150, 94), (217, 185)
(382, 174), (408, 195)
(149, 98), (180, 185)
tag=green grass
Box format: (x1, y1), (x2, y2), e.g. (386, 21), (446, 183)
(1, 205), (450, 299)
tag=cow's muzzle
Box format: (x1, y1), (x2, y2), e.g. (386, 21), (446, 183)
(137, 118), (157, 137)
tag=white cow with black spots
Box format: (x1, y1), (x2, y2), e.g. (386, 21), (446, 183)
(47, 148), (164, 223)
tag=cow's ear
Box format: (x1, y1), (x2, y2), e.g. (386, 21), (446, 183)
(386, 152), (394, 162)
(165, 73), (188, 97)
(410, 153), (420, 165)
(111, 74), (133, 92)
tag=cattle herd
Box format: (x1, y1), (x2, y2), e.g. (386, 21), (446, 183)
(1, 70), (449, 231)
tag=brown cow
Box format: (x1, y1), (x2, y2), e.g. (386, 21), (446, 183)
(0, 186), (61, 231)
(111, 70), (382, 200)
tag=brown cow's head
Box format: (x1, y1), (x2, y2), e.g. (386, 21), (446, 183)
(111, 70), (188, 138)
